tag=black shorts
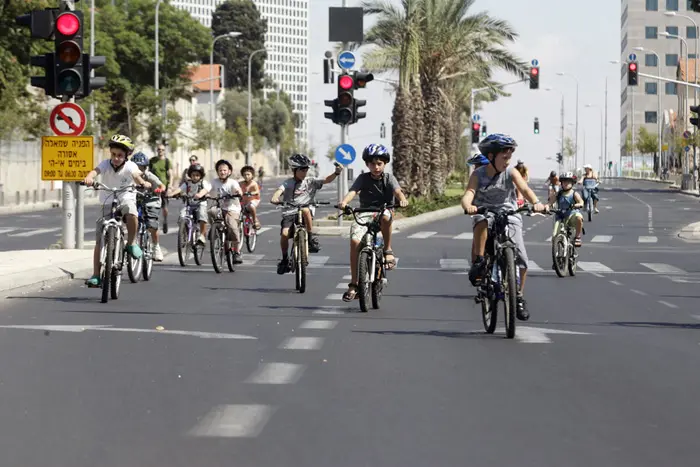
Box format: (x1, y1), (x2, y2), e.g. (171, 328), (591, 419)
(280, 214), (296, 234)
(144, 204), (160, 230)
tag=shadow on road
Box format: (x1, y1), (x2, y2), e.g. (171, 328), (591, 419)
(353, 329), (499, 339)
(608, 321), (700, 330)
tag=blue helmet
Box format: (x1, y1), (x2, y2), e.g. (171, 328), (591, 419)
(362, 144), (390, 163)
(467, 154), (489, 167)
(131, 151), (148, 167)
(477, 133), (517, 156)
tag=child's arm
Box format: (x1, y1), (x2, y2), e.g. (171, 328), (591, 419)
(131, 170), (151, 189)
(511, 168), (544, 209)
(322, 164), (343, 185)
(248, 181), (260, 196)
(338, 190), (358, 209)
(394, 188), (409, 207)
(573, 192), (584, 209)
(461, 173), (480, 213)
(270, 187), (284, 204)
(194, 181), (210, 199)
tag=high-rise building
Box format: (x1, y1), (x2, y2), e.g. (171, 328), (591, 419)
(172, 0), (309, 149)
(620, 0), (697, 164)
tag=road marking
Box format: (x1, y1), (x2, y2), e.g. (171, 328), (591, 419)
(241, 254), (265, 265)
(591, 235), (613, 243)
(638, 236), (658, 243)
(0, 228), (17, 235)
(577, 262), (613, 273)
(439, 259), (469, 270)
(407, 231), (437, 239)
(245, 363), (305, 384)
(55, 227), (95, 236)
(279, 336), (324, 350)
(313, 309), (346, 315)
(625, 192), (654, 234)
(658, 300), (678, 309)
(299, 320), (337, 330)
(590, 273), (604, 278)
(189, 405), (275, 438)
(8, 227), (60, 237)
(453, 232), (473, 240)
(0, 325), (256, 339)
(308, 255), (329, 268)
(325, 293), (344, 300)
(545, 236), (552, 242)
(342, 275), (352, 280)
(630, 289), (648, 296)
(255, 227), (271, 234)
(610, 280), (623, 286)
(335, 282), (347, 289)
(512, 326), (592, 344)
(640, 263), (686, 274)
(527, 260), (542, 271)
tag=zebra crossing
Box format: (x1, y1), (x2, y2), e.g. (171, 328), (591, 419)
(441, 259), (695, 275)
(405, 230), (662, 244)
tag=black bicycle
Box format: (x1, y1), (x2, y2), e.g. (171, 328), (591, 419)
(549, 209), (583, 278)
(127, 190), (156, 283)
(208, 194), (242, 274)
(469, 205), (532, 338)
(338, 203), (395, 313)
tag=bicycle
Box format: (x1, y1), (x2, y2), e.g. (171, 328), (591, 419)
(277, 201), (330, 293)
(208, 194), (242, 274)
(83, 181), (137, 303)
(126, 190), (157, 283)
(241, 192), (258, 253)
(549, 209), (582, 278)
(469, 205), (532, 339)
(581, 180), (599, 222)
(172, 194), (206, 267)
(337, 203), (395, 313)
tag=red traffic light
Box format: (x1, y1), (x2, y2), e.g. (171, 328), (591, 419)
(629, 63), (637, 71)
(56, 13), (80, 36)
(339, 75), (354, 90)
(531, 67), (539, 76)
(472, 123), (480, 131)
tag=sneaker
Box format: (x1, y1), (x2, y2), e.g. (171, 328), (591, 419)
(468, 256), (485, 287)
(309, 234), (321, 253)
(197, 234), (206, 245)
(594, 208), (600, 214)
(516, 295), (530, 321)
(126, 243), (143, 259)
(232, 252), (243, 264)
(153, 244), (164, 262)
(277, 258), (289, 275)
(85, 275), (101, 288)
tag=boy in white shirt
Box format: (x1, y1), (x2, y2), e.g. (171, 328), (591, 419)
(209, 159), (244, 264)
(82, 134), (151, 288)
(167, 164), (211, 244)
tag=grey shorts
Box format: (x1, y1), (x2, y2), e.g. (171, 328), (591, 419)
(472, 212), (528, 269)
(179, 203), (208, 224)
(95, 200), (138, 244)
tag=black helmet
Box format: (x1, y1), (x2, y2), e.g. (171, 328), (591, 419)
(362, 144), (390, 163)
(288, 153), (311, 169)
(549, 170), (557, 178)
(215, 159), (232, 171)
(187, 164), (205, 177)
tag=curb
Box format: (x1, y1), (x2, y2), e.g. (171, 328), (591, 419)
(676, 221), (700, 242)
(0, 197), (101, 216)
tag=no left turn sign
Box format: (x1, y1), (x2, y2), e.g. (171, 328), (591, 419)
(49, 102), (87, 136)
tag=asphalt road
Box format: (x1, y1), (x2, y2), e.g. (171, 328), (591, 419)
(1, 178), (700, 466)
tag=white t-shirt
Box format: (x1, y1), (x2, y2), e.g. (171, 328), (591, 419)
(210, 178), (242, 212)
(178, 179), (212, 203)
(96, 159), (140, 204)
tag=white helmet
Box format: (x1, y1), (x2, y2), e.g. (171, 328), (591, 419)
(583, 164), (592, 169)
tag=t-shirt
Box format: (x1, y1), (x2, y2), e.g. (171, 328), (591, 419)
(349, 172), (400, 208)
(139, 170), (163, 207)
(210, 178), (242, 212)
(278, 177), (325, 215)
(240, 179), (261, 204)
(179, 179), (211, 203)
(149, 156), (171, 186)
(96, 159), (140, 204)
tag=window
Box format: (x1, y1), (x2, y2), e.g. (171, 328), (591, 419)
(645, 111), (658, 123)
(646, 26), (658, 38)
(666, 0), (679, 10)
(666, 26), (679, 38)
(646, 82), (658, 94)
(647, 0), (658, 10)
(621, 115), (628, 133)
(666, 53), (679, 66)
(688, 26), (698, 39)
(646, 54), (659, 66)
(666, 82), (678, 94)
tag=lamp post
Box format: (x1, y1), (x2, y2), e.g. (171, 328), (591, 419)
(209, 32), (241, 162)
(606, 60), (620, 176)
(247, 48), (268, 166)
(633, 47), (663, 176)
(154, 0), (162, 99)
(665, 12), (698, 107)
(556, 72), (580, 170)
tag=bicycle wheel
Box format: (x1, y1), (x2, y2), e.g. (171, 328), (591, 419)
(567, 235), (578, 276)
(225, 232), (235, 272)
(127, 229), (143, 283)
(210, 226), (225, 274)
(101, 228), (114, 303)
(177, 221), (190, 267)
(587, 198), (593, 222)
(502, 248), (518, 339)
(358, 250), (372, 312)
(142, 232), (153, 281)
(245, 219), (257, 253)
(371, 249), (384, 309)
(193, 226), (205, 266)
(481, 260), (497, 334)
(296, 230), (307, 293)
(552, 233), (569, 278)
(110, 232), (123, 300)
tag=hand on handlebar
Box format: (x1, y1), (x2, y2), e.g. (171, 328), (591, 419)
(465, 205), (478, 215)
(533, 203), (548, 214)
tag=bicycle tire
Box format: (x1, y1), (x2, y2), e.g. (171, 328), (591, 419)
(245, 220), (257, 253)
(226, 232), (235, 272)
(110, 232), (123, 300)
(371, 249), (383, 309)
(552, 233), (569, 278)
(567, 236), (578, 276)
(177, 222), (189, 267)
(127, 230), (143, 283)
(210, 227), (224, 274)
(101, 228), (114, 303)
(481, 260), (497, 333)
(358, 250), (372, 312)
(296, 230), (307, 293)
(142, 233), (153, 281)
(503, 248), (518, 339)
(587, 198), (593, 222)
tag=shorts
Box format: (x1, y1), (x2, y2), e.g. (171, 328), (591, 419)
(472, 211), (528, 269)
(208, 207), (241, 242)
(95, 200), (138, 245)
(243, 199), (260, 211)
(179, 202), (208, 224)
(553, 211), (582, 237)
(350, 210), (393, 242)
(143, 203), (160, 230)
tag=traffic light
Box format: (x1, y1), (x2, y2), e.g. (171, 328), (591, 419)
(353, 99), (367, 123)
(627, 61), (638, 86)
(324, 99), (338, 123)
(353, 71), (374, 89)
(534, 117), (540, 134)
(336, 73), (354, 125)
(54, 10), (84, 98)
(83, 54), (107, 98)
(481, 122), (487, 136)
(608, 161), (613, 170)
(471, 122), (481, 144)
(690, 105), (700, 128)
(16, 8), (59, 97)
(691, 0), (700, 12)
(529, 66), (539, 89)
(556, 152), (563, 164)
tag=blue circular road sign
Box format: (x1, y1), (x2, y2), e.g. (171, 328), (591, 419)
(531, 59), (539, 67)
(472, 114), (480, 122)
(684, 130), (691, 139)
(335, 144), (356, 165)
(337, 51), (356, 70)
(629, 53), (637, 62)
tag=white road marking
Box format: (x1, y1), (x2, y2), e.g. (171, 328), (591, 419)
(625, 192), (654, 234)
(189, 405), (275, 437)
(658, 300), (678, 309)
(0, 325), (256, 339)
(325, 293), (344, 300)
(630, 289), (648, 296)
(245, 362), (305, 384)
(545, 236), (552, 242)
(407, 231), (437, 239)
(8, 227), (60, 237)
(299, 320), (337, 330)
(279, 336), (324, 350)
(0, 228), (17, 235)
(313, 309), (346, 315)
(512, 326), (591, 344)
(439, 259), (470, 270)
(610, 280), (623, 286)
(307, 255), (329, 268)
(591, 235), (613, 243)
(577, 262), (613, 273)
(342, 275), (352, 280)
(241, 254), (265, 265)
(640, 263), (686, 274)
(591, 273), (604, 278)
(638, 236), (658, 243)
(527, 260), (543, 271)
(335, 283), (347, 289)
(453, 232), (473, 240)
(255, 227), (272, 234)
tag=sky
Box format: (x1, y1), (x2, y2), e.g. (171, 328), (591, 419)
(307, 0), (622, 179)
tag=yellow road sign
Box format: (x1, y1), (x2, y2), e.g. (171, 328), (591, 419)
(662, 144), (669, 151)
(41, 136), (94, 181)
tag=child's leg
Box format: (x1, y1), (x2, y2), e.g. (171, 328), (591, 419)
(302, 207), (314, 234)
(280, 228), (290, 256)
(473, 221), (488, 256)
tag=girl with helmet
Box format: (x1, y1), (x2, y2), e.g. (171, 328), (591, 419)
(208, 159), (244, 264)
(82, 134), (152, 287)
(546, 170), (561, 199)
(271, 153), (342, 275)
(461, 133), (548, 321)
(337, 143), (409, 302)
(131, 152), (167, 261)
(240, 165), (262, 230)
(580, 164), (600, 214)
(549, 171), (584, 247)
(167, 162), (211, 245)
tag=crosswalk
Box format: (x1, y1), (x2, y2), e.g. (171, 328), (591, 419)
(0, 225), (274, 239)
(404, 230), (662, 245)
(443, 259), (694, 275)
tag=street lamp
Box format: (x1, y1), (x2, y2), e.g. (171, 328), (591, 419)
(585, 104), (604, 173)
(209, 32), (241, 162)
(247, 47), (269, 166)
(633, 47), (663, 176)
(606, 60), (619, 176)
(556, 72), (580, 170)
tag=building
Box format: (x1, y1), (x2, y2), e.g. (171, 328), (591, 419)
(171, 0), (309, 150)
(620, 0), (698, 169)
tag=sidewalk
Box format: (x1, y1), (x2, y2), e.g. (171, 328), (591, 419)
(0, 249), (93, 296)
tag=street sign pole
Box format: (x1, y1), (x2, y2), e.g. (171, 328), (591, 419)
(62, 176), (76, 249)
(337, 0), (348, 227)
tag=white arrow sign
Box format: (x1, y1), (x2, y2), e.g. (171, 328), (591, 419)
(339, 147), (352, 160)
(499, 326), (591, 344)
(0, 325), (256, 340)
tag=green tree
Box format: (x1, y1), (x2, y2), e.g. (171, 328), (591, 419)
(211, 0), (267, 90)
(636, 126), (658, 155)
(564, 136), (576, 159)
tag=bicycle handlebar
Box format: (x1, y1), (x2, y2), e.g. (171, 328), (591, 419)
(81, 181), (138, 193)
(275, 201), (331, 209)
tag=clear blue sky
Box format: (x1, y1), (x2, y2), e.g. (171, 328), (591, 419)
(308, 0), (621, 179)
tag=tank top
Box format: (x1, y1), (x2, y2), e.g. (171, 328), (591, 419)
(556, 190), (576, 219)
(240, 180), (260, 204)
(474, 166), (517, 211)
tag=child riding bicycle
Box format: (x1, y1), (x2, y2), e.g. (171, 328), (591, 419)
(167, 164), (211, 244)
(209, 159), (244, 264)
(240, 165), (262, 230)
(131, 151), (166, 261)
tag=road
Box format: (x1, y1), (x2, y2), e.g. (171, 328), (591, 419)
(1, 178), (700, 466)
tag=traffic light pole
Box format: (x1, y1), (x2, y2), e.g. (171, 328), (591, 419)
(337, 36), (348, 227)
